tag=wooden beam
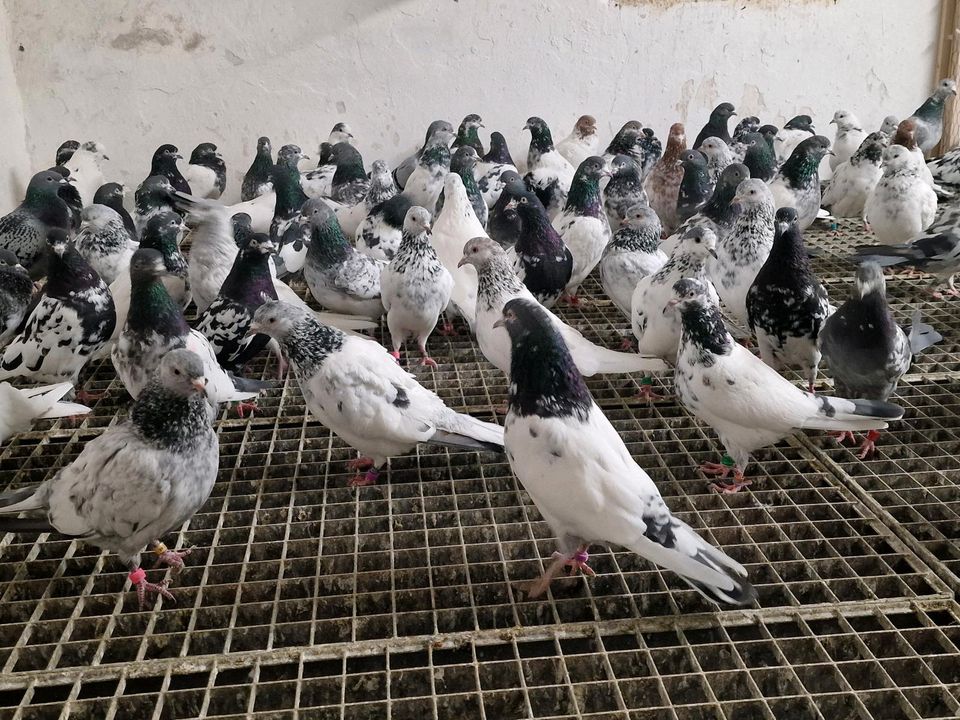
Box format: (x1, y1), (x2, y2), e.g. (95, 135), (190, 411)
(935, 0), (959, 152)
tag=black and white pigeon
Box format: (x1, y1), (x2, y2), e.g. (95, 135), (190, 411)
(0, 382), (89, 446)
(601, 120), (644, 167)
(829, 110), (866, 170)
(0, 348), (218, 609)
(768, 135), (833, 231)
(473, 131), (519, 208)
(523, 116), (575, 219)
(436, 146), (488, 226)
(694, 103), (736, 148)
(147, 144), (191, 194)
(0, 250), (32, 347)
(600, 205), (667, 319)
(700, 137), (734, 185)
(329, 142), (369, 207)
(669, 277), (902, 493)
(0, 170), (71, 276)
(301, 142), (335, 199)
(184, 143), (226, 199)
(864, 144), (937, 244)
(402, 125), (455, 213)
(250, 300), (503, 486)
(636, 128), (664, 180)
(394, 120), (455, 190)
(510, 190), (573, 308)
(51, 166), (83, 232)
(676, 149), (712, 227)
(0, 230), (116, 388)
(486, 170), (524, 248)
(241, 136), (274, 201)
(819, 262), (941, 458)
(742, 126), (779, 182)
(662, 162), (748, 257)
(774, 115), (816, 163)
(908, 78), (958, 153)
(553, 156), (611, 300)
(337, 158), (398, 240)
(73, 204), (138, 284)
(134, 175), (178, 236)
(603, 155), (648, 229)
(451, 113), (484, 155)
(303, 199), (384, 319)
(55, 140), (79, 167)
(927, 146), (960, 193)
(556, 115), (600, 169)
(821, 135), (884, 218)
(494, 297), (754, 605)
(356, 192), (413, 263)
(746, 208), (831, 391)
(729, 116), (761, 160)
(464, 237), (666, 376)
(269, 144), (311, 275)
(94, 182), (137, 239)
(380, 207), (452, 366)
(63, 141), (108, 207)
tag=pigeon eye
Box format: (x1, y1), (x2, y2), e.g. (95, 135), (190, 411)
(174, 369), (181, 375)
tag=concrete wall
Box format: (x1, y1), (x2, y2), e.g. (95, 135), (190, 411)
(0, 2), (30, 208)
(1, 0), (944, 205)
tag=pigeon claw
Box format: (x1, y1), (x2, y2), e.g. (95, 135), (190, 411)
(619, 337), (636, 351)
(420, 356), (438, 368)
(702, 461), (751, 493)
(347, 456), (375, 471)
(75, 388), (107, 403)
(438, 322), (457, 336)
(235, 401), (258, 418)
(857, 429), (881, 459)
(152, 543), (192, 574)
(388, 350), (401, 363)
(828, 430), (856, 446)
(349, 468), (379, 487)
(634, 383), (665, 404)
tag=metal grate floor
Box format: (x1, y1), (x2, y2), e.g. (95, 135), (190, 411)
(1, 219), (959, 718)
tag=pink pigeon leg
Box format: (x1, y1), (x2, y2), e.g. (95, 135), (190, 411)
(235, 400), (258, 418)
(128, 567), (175, 610)
(151, 541), (192, 574)
(634, 377), (665, 404)
(702, 458), (752, 493)
(525, 545), (595, 599)
(857, 429), (881, 459)
(349, 467), (380, 488)
(347, 456), (375, 471)
(829, 430), (856, 445)
(418, 338), (437, 367)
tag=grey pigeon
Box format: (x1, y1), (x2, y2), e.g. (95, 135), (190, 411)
(74, 204), (137, 284)
(768, 135), (832, 231)
(0, 170), (71, 276)
(0, 249), (32, 347)
(336, 159), (398, 239)
(700, 137), (734, 185)
(694, 103), (736, 148)
(603, 155), (648, 229)
(402, 126), (455, 213)
(242, 136), (274, 201)
(394, 120), (455, 190)
(908, 78), (958, 153)
(473, 131), (519, 208)
(185, 142), (226, 199)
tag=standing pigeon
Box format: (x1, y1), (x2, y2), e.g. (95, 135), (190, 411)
(670, 277), (902, 492)
(603, 155), (648, 229)
(63, 141), (108, 207)
(337, 158), (398, 239)
(742, 127), (779, 182)
(174, 193), (242, 313)
(394, 120), (455, 190)
(269, 144), (311, 275)
(380, 207), (452, 366)
(356, 193), (413, 263)
(908, 78), (957, 153)
(250, 301), (503, 486)
(601, 120), (642, 164)
(645, 122), (687, 234)
(73, 204), (138, 284)
(0, 382), (89, 446)
(927, 145), (960, 192)
(495, 297), (754, 604)
(663, 162), (749, 257)
(436, 146), (488, 226)
(636, 128), (663, 180)
(134, 175), (178, 236)
(0, 250), (32, 347)
(0, 230), (116, 388)
(729, 116), (761, 160)
(473, 131), (519, 208)
(676, 149), (712, 226)
(94, 182), (137, 240)
(819, 262), (941, 457)
(556, 115), (600, 169)
(511, 191), (573, 308)
(768, 135), (832, 231)
(403, 126), (454, 213)
(0, 170), (71, 275)
(821, 136), (884, 218)
(600, 205), (667, 319)
(329, 142), (369, 207)
(774, 115), (816, 163)
(0, 348), (218, 609)
(486, 170), (524, 249)
(865, 145), (937, 244)
(327, 122), (355, 145)
(829, 110), (866, 170)
(700, 137), (734, 185)
(694, 103), (736, 148)
(242, 136), (274, 201)
(523, 116), (575, 219)
(451, 113), (484, 155)
(301, 142), (335, 199)
(147, 144), (191, 194)
(892, 118), (939, 189)
(746, 208), (831, 391)
(184, 143), (226, 199)
(55, 140), (79, 167)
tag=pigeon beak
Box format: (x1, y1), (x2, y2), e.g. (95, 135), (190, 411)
(505, 198), (518, 210)
(522, 123), (531, 131)
(731, 194), (746, 205)
(829, 119), (837, 125)
(174, 153), (184, 161)
(103, 154), (110, 160)
(709, 248), (719, 259)
(191, 378), (207, 393)
(248, 321), (262, 335)
(730, 111), (737, 117)
(492, 317), (506, 329)
(600, 169), (613, 179)
(300, 153), (310, 161)
(457, 256), (467, 268)
(952, 88), (958, 96)
(479, 122), (486, 129)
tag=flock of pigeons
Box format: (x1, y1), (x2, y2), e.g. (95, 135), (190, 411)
(0, 78), (956, 611)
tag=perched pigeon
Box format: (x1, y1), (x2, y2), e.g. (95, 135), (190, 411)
(436, 146), (488, 226)
(329, 142), (369, 207)
(55, 140), (79, 167)
(394, 120), (455, 191)
(694, 103), (736, 148)
(241, 136), (274, 201)
(73, 204), (138, 284)
(147, 144), (190, 195)
(511, 191), (573, 308)
(0, 250), (32, 347)
(269, 144), (311, 275)
(746, 208), (831, 391)
(337, 159), (398, 239)
(556, 115), (600, 169)
(670, 277), (902, 492)
(523, 116), (575, 219)
(355, 192), (413, 263)
(184, 143), (226, 199)
(301, 142), (335, 199)
(768, 135), (832, 231)
(829, 110), (866, 170)
(645, 122), (687, 235)
(451, 113), (484, 155)
(599, 205), (667, 319)
(774, 115), (816, 163)
(463, 237), (666, 376)
(864, 145), (937, 244)
(601, 120), (644, 166)
(729, 116), (761, 160)
(908, 78), (958, 153)
(430, 173), (484, 329)
(0, 382), (89, 446)
(403, 126), (454, 213)
(495, 297), (754, 605)
(486, 170), (524, 248)
(0, 170), (71, 276)
(94, 182), (137, 240)
(662, 162), (748, 257)
(603, 155), (648, 229)
(134, 175), (178, 236)
(742, 126), (779, 182)
(819, 262), (941, 457)
(174, 193), (241, 313)
(821, 136), (884, 218)
(636, 128), (664, 180)
(0, 231), (116, 388)
(250, 301), (503, 486)
(854, 218), (960, 298)
(0, 348), (218, 609)
(700, 137), (734, 185)
(553, 156), (612, 300)
(473, 131), (519, 208)
(380, 207), (452, 365)
(676, 149), (712, 227)
(63, 141), (108, 207)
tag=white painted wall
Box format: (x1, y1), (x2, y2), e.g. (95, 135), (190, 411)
(0, 2), (30, 208)
(1, 0), (945, 206)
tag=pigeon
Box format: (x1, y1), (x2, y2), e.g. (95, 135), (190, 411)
(636, 128), (664, 180)
(864, 145), (937, 244)
(303, 199), (383, 319)
(892, 118), (940, 190)
(645, 122), (687, 235)
(494, 297), (754, 605)
(356, 192), (413, 263)
(821, 136), (884, 218)
(173, 193), (242, 313)
(430, 173), (484, 329)
(147, 144), (190, 195)
(94, 182), (137, 239)
(632, 225), (720, 365)
(486, 170), (524, 249)
(601, 120), (644, 165)
(241, 136), (274, 201)
(511, 191), (573, 308)
(73, 204), (138, 285)
(0, 348), (218, 609)
(768, 135), (832, 231)
(599, 205), (667, 319)
(729, 116), (761, 161)
(329, 142), (369, 207)
(327, 121), (355, 145)
(742, 127), (779, 182)
(709, 178), (775, 326)
(879, 116), (900, 139)
(0, 249), (32, 347)
(553, 156), (612, 300)
(184, 143), (226, 199)
(301, 142), (335, 199)
(436, 146), (488, 226)
(394, 120), (455, 190)
(908, 78), (958, 153)
(337, 159), (398, 240)
(0, 170), (71, 276)
(134, 175), (178, 236)
(746, 208), (831, 391)
(676, 149), (712, 227)
(473, 131), (519, 208)
(451, 113), (484, 155)
(269, 144), (311, 275)
(402, 125), (454, 213)
(55, 140), (79, 167)
(523, 116), (575, 219)
(556, 115), (600, 169)
(694, 103), (736, 148)
(774, 115), (816, 163)
(603, 155), (648, 229)
(669, 277), (902, 493)
(700, 137), (734, 185)
(250, 301), (504, 486)
(927, 146), (960, 192)
(380, 207), (452, 365)
(663, 162), (748, 257)
(63, 141), (108, 207)
(819, 262), (941, 457)
(829, 110), (866, 170)
(0, 382), (90, 446)
(0, 230), (116, 388)
(463, 237), (666, 376)
(52, 166), (83, 232)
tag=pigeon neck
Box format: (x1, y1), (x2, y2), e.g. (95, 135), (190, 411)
(679, 301), (732, 360)
(282, 318), (345, 379)
(251, 147), (273, 176)
(45, 245), (101, 296)
(701, 181), (742, 226)
(477, 256), (525, 308)
(565, 174), (603, 217)
(307, 218), (351, 265)
(484, 139), (515, 165)
(707, 117), (730, 142)
(454, 127), (483, 155)
(605, 132), (638, 157)
(366, 175), (397, 206)
(614, 226), (660, 253)
(516, 206), (566, 254)
(526, 130), (554, 165)
(132, 383), (210, 450)
(220, 251), (275, 306)
(420, 142), (451, 170)
(0, 266), (32, 297)
(395, 230), (434, 264)
(914, 94), (947, 122)
(333, 159), (367, 186)
(507, 324), (592, 419)
(128, 275), (189, 337)
(779, 151), (820, 188)
(763, 226), (812, 284)
(457, 166), (482, 198)
(273, 165), (308, 214)
(680, 162), (710, 197)
(663, 136), (687, 163)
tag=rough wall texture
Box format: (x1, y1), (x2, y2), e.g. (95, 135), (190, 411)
(2, 0), (944, 205)
(0, 3), (30, 208)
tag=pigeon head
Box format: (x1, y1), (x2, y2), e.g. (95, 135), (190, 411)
(680, 149), (707, 168)
(854, 261), (887, 300)
(278, 144), (308, 167)
(830, 110), (861, 131)
(423, 120), (455, 148)
(403, 206), (432, 236)
(25, 170), (69, 203)
(441, 172), (469, 204)
(797, 135), (832, 158)
(699, 137), (728, 159)
(129, 247), (167, 280)
(499, 170), (524, 194)
(231, 212), (254, 247)
(574, 115), (597, 137)
(716, 162), (749, 191)
(251, 300), (312, 339)
(781, 136), (832, 183)
(45, 228), (71, 256)
(79, 141), (109, 161)
(451, 146), (480, 173)
(484, 132), (515, 165)
(575, 156), (608, 181)
(316, 142), (334, 166)
(711, 103), (736, 120)
(140, 211), (185, 256)
(56, 140), (80, 166)
(622, 204), (662, 232)
(856, 138), (885, 165)
(94, 182), (126, 205)
(878, 116), (899, 136)
(731, 178), (774, 209)
(242, 233), (276, 257)
(138, 175), (175, 203)
(329, 122), (354, 144)
(616, 120), (643, 135)
(610, 154), (639, 178)
(667, 277), (713, 313)
(758, 125), (779, 142)
(459, 236), (503, 270)
(774, 207), (799, 235)
(189, 143), (221, 164)
(892, 119), (919, 150)
(370, 159), (391, 179)
(935, 78), (958, 99)
(523, 116), (554, 151)
(784, 115), (815, 133)
(257, 136), (272, 154)
(668, 122), (686, 142)
(882, 144), (914, 172)
(0, 248), (23, 270)
(79, 203), (120, 230)
(459, 113), (483, 130)
(733, 116), (761, 139)
(154, 144), (182, 162)
(303, 197), (337, 227)
(157, 349), (208, 397)
(678, 226), (718, 259)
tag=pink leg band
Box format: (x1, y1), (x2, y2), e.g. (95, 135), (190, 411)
(128, 567), (146, 584)
(573, 550), (589, 564)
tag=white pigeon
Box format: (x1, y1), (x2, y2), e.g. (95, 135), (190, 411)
(556, 115), (601, 169)
(829, 110), (866, 170)
(599, 205), (667, 319)
(878, 115), (899, 139)
(63, 141), (108, 207)
(523, 116), (575, 219)
(461, 237), (666, 377)
(865, 145), (937, 244)
(335, 160), (397, 240)
(473, 132), (519, 209)
(430, 173), (483, 331)
(668, 277), (903, 493)
(821, 136), (884, 218)
(699, 137), (734, 185)
(73, 204), (138, 285)
(380, 207), (453, 366)
(402, 128), (455, 213)
(226, 191), (276, 234)
(0, 382), (90, 446)
(175, 193), (238, 313)
(774, 115), (816, 164)
(494, 297), (755, 605)
(250, 301), (504, 487)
